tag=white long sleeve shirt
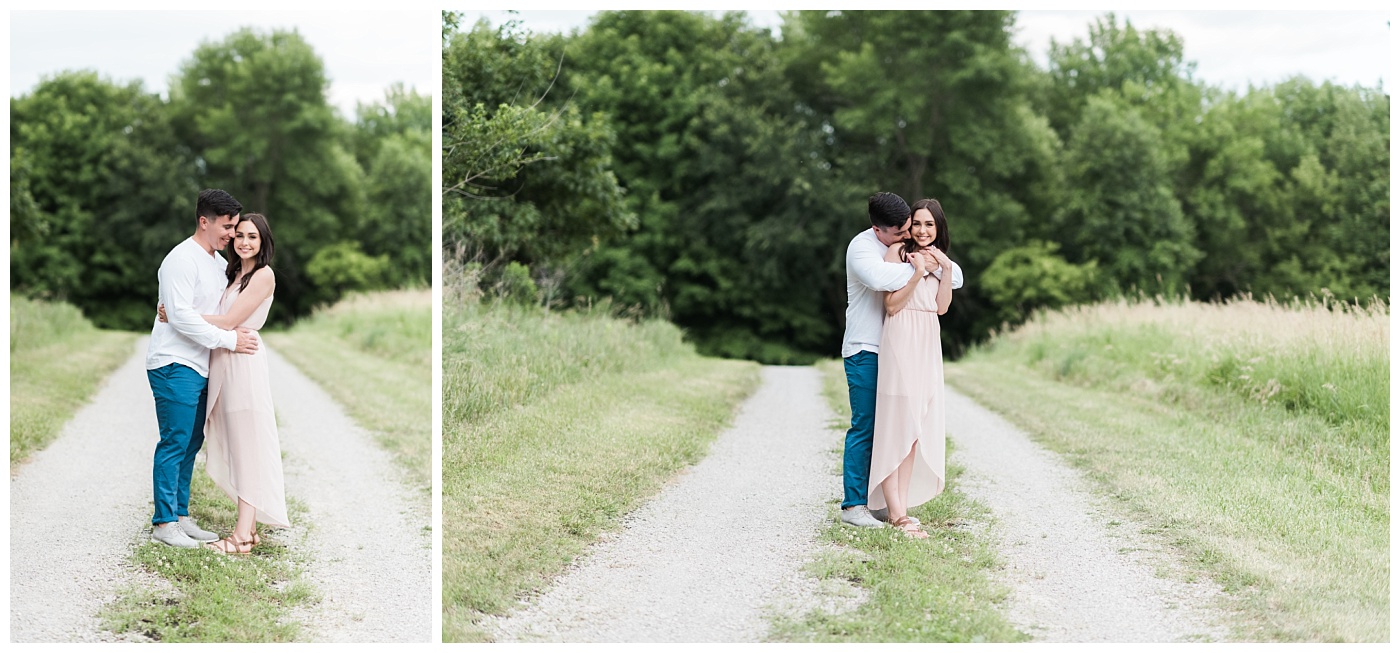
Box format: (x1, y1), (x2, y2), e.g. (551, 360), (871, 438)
(841, 229), (964, 358)
(145, 237), (237, 377)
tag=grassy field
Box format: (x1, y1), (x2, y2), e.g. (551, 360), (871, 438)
(9, 295), (139, 469)
(947, 296), (1389, 642)
(441, 299), (760, 642)
(264, 289), (432, 500)
(766, 360), (1026, 643)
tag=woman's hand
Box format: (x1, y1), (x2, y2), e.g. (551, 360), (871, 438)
(156, 303), (168, 323)
(923, 247), (953, 271)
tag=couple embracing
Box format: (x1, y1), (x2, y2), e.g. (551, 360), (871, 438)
(146, 188), (288, 554)
(839, 192), (963, 539)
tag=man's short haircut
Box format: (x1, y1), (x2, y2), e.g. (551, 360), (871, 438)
(868, 192), (910, 229)
(196, 189), (243, 223)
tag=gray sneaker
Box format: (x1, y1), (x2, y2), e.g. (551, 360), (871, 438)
(840, 505), (885, 528)
(869, 507), (919, 526)
(178, 516), (219, 543)
(151, 522), (200, 548)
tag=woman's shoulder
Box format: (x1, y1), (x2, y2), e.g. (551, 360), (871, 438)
(245, 266), (276, 296)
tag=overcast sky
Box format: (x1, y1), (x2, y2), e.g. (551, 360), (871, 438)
(459, 9), (1390, 94)
(9, 11), (438, 119)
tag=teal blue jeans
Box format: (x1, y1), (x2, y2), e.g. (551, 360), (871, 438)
(147, 363), (207, 525)
(842, 350), (878, 508)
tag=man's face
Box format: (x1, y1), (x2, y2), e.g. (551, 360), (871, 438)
(873, 216), (911, 247)
(202, 214), (240, 249)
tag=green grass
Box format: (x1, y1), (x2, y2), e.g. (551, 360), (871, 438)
(947, 296), (1389, 642)
(101, 471), (316, 642)
(767, 360), (1025, 642)
(9, 295), (138, 468)
(263, 289), (431, 499)
(441, 299), (760, 642)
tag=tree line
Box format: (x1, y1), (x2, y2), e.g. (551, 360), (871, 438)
(11, 27), (431, 329)
(449, 10), (1388, 363)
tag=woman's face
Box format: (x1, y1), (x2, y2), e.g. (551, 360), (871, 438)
(910, 208), (937, 248)
(232, 220), (261, 262)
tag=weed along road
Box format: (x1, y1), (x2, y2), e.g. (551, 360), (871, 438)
(489, 364), (1228, 642)
(9, 338), (430, 643)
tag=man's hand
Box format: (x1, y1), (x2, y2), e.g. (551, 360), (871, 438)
(907, 251), (929, 275)
(234, 327), (260, 355)
(156, 303), (168, 323)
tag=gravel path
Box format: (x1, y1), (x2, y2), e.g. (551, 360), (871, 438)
(945, 387), (1227, 642)
(9, 339), (163, 642)
(266, 347), (431, 642)
(9, 338), (430, 642)
(488, 365), (846, 643)
(487, 365), (1227, 643)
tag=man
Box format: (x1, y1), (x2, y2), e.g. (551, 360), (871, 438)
(146, 188), (260, 548)
(839, 191), (962, 528)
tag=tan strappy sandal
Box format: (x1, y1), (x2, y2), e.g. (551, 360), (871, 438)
(206, 535), (255, 555)
(890, 516), (929, 539)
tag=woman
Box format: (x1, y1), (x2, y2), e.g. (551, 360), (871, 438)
(868, 198), (958, 539)
(161, 213), (289, 554)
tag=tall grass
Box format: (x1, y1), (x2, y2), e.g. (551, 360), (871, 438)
(441, 294), (759, 642)
(950, 295), (1389, 641)
(264, 289), (431, 497)
(9, 295), (138, 467)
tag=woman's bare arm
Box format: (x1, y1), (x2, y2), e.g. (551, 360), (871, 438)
(926, 248), (955, 315)
(883, 245), (926, 316)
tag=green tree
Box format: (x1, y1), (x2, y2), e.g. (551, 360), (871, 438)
(1054, 94), (1201, 293)
(981, 241), (1098, 324)
(559, 10), (855, 361)
(304, 241), (391, 303)
(441, 13), (633, 285)
(9, 71), (197, 328)
(1179, 78), (1389, 302)
(781, 9), (1059, 353)
(171, 27), (366, 318)
(356, 86), (432, 287)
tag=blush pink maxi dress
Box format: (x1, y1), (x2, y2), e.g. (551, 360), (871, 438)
(867, 266), (946, 512)
(203, 285), (290, 528)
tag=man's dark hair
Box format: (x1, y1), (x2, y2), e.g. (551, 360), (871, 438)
(868, 192), (910, 229)
(196, 189), (243, 223)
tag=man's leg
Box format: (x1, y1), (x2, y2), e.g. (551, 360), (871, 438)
(148, 363), (204, 526)
(176, 382), (209, 519)
(841, 350), (878, 509)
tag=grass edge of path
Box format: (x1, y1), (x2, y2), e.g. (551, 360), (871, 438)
(441, 355), (761, 642)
